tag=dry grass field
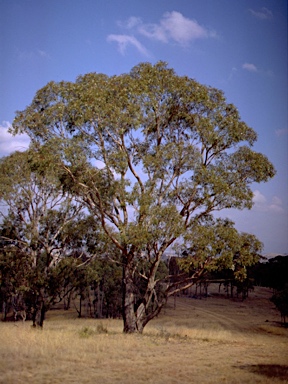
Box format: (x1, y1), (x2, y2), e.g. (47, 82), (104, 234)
(0, 286), (287, 384)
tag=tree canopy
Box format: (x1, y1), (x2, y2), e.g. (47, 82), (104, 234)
(11, 61), (275, 333)
(0, 149), (84, 325)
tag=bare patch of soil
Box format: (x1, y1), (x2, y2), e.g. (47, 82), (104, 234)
(162, 285), (283, 334)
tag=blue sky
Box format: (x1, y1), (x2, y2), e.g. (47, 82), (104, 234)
(0, 0), (287, 254)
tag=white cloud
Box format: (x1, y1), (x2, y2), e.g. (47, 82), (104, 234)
(107, 34), (150, 56)
(242, 63), (258, 72)
(140, 11), (217, 45)
(253, 190), (267, 205)
(138, 22), (168, 43)
(275, 128), (288, 137)
(17, 49), (51, 61)
(136, 11), (211, 44)
(252, 190), (284, 213)
(228, 67), (237, 81)
(0, 121), (30, 157)
(38, 50), (51, 59)
(271, 196), (282, 206)
(159, 11), (211, 45)
(118, 16), (142, 29)
(242, 63), (274, 77)
(110, 11), (216, 53)
(249, 7), (273, 20)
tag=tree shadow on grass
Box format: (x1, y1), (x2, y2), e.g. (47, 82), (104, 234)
(237, 364), (288, 381)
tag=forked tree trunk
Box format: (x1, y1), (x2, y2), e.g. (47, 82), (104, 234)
(32, 300), (46, 327)
(122, 255), (165, 334)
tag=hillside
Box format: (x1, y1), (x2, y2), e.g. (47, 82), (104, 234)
(0, 286), (287, 384)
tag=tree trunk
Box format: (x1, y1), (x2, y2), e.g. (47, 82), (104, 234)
(97, 284), (103, 318)
(122, 262), (138, 333)
(31, 301), (46, 327)
(2, 301), (8, 321)
(122, 256), (165, 334)
(79, 295), (82, 318)
(38, 302), (46, 327)
(64, 289), (72, 310)
(32, 306), (37, 327)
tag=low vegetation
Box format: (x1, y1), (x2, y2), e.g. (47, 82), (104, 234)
(0, 286), (287, 384)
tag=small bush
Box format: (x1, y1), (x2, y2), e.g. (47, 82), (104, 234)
(79, 323), (108, 338)
(97, 322), (108, 334)
(79, 326), (95, 338)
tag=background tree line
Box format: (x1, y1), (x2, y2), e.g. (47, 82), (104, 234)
(252, 255), (288, 324)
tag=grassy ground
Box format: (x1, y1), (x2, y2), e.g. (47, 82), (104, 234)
(0, 286), (287, 384)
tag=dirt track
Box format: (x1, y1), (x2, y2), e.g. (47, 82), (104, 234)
(164, 285), (283, 334)
(1, 285), (288, 384)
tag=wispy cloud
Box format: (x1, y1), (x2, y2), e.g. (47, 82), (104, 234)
(0, 121), (30, 157)
(17, 49), (51, 61)
(108, 11), (217, 55)
(242, 63), (258, 72)
(118, 16), (142, 29)
(141, 11), (214, 45)
(228, 67), (238, 81)
(249, 7), (273, 20)
(107, 34), (150, 56)
(37, 50), (51, 59)
(275, 128), (288, 137)
(242, 63), (274, 77)
(252, 190), (284, 213)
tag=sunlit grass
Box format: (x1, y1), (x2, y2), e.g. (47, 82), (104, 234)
(0, 287), (287, 384)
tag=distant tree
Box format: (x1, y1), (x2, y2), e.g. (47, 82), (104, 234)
(12, 61), (275, 333)
(252, 256), (288, 290)
(179, 218), (261, 279)
(90, 256), (123, 319)
(271, 286), (288, 325)
(249, 256), (288, 324)
(0, 237), (30, 320)
(266, 256), (288, 291)
(177, 218), (261, 299)
(0, 150), (83, 326)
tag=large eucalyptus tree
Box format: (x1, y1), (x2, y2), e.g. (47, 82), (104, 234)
(12, 62), (275, 333)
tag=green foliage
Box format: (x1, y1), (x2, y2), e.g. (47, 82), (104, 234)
(179, 217), (262, 282)
(79, 326), (95, 338)
(10, 61), (275, 332)
(271, 286), (288, 324)
(0, 150), (92, 325)
(79, 323), (108, 338)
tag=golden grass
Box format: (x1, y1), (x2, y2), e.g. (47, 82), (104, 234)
(0, 286), (287, 384)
